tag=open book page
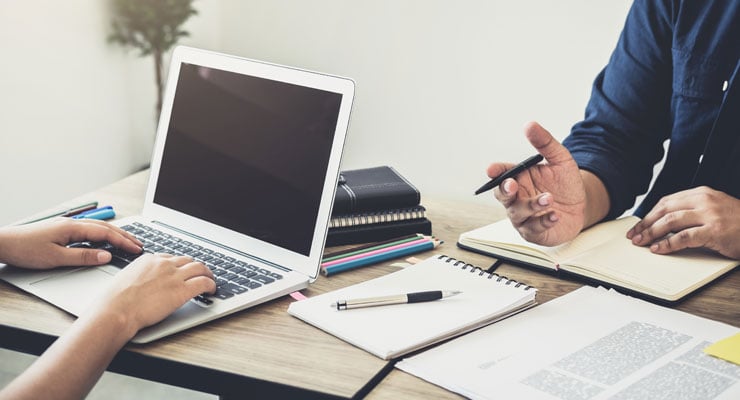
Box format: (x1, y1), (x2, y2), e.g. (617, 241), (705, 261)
(459, 216), (639, 268)
(459, 220), (558, 266)
(287, 255), (536, 360)
(397, 286), (740, 400)
(563, 237), (738, 301)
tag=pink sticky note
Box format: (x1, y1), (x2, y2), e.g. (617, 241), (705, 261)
(290, 291), (308, 301)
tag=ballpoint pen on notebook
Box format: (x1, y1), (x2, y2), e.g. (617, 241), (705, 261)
(333, 290), (462, 310)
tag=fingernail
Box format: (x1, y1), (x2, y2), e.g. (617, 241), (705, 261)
(626, 229), (633, 239)
(538, 194), (550, 207)
(503, 180), (513, 194)
(650, 243), (659, 252)
(97, 252), (111, 263)
(633, 234), (642, 244)
(549, 213), (558, 222)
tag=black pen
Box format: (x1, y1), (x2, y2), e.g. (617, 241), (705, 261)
(474, 154), (544, 195)
(334, 290), (462, 310)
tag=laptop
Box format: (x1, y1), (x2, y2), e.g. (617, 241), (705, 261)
(0, 46), (355, 343)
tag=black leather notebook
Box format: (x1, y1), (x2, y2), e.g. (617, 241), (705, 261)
(326, 218), (432, 246)
(332, 166), (420, 215)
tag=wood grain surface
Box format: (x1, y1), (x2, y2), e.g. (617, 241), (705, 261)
(2, 171), (738, 399)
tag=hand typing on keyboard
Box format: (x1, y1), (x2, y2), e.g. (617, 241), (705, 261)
(96, 253), (216, 329)
(0, 219), (216, 400)
(119, 222), (284, 305)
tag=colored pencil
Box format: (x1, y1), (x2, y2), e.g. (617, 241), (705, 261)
(322, 237), (431, 268)
(322, 239), (441, 276)
(322, 234), (422, 261)
(322, 234), (425, 263)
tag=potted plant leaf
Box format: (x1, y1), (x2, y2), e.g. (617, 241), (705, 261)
(108, 0), (198, 116)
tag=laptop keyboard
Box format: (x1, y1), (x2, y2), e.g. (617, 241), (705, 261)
(98, 222), (284, 304)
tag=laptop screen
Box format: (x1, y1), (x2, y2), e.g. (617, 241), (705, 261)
(153, 63), (343, 256)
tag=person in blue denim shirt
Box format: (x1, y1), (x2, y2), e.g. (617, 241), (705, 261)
(486, 0), (740, 259)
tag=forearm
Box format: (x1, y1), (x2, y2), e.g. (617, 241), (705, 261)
(581, 170), (610, 230)
(0, 227), (14, 264)
(0, 309), (136, 400)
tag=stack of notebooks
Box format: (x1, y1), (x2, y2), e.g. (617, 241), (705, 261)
(326, 166), (432, 246)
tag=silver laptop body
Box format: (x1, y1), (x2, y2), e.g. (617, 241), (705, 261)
(0, 46), (355, 343)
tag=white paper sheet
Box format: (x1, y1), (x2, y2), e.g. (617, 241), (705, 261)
(397, 286), (740, 399)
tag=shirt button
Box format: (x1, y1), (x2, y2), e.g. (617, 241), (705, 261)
(722, 80), (729, 92)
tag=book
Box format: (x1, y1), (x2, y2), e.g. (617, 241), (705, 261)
(457, 216), (739, 303)
(326, 217), (432, 246)
(329, 205), (426, 228)
(397, 286), (740, 400)
(332, 166), (420, 215)
(328, 166), (431, 246)
(287, 255), (537, 360)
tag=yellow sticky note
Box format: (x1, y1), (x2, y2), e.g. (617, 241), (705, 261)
(704, 332), (740, 365)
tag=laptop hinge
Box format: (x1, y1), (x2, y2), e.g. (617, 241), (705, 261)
(151, 220), (293, 273)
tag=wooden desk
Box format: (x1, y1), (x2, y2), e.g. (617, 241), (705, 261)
(0, 171), (392, 399)
(2, 172), (739, 399)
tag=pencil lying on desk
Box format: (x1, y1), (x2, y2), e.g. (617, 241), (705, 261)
(322, 234), (424, 263)
(322, 237), (432, 268)
(321, 237), (441, 276)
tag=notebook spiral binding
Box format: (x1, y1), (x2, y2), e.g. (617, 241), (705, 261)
(329, 206), (426, 228)
(436, 255), (533, 290)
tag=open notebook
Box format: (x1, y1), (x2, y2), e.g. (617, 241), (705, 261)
(458, 216), (739, 304)
(287, 255), (536, 360)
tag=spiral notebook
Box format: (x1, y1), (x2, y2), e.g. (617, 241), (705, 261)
(328, 206), (427, 228)
(287, 255), (537, 360)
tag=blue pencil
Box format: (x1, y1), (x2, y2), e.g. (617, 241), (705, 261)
(322, 239), (441, 276)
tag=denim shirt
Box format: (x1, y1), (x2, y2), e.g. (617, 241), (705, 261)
(562, 0), (740, 220)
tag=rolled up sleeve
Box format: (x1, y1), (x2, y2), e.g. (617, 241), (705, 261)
(563, 0), (675, 220)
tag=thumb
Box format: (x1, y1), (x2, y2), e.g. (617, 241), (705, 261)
(524, 121), (572, 164)
(57, 248), (112, 266)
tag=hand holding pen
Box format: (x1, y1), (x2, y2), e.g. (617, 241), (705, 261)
(480, 122), (590, 247)
(475, 154), (543, 195)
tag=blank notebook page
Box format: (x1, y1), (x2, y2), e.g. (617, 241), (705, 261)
(287, 255), (536, 360)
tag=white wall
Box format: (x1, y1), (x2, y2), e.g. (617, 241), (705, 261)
(214, 0), (632, 207)
(0, 0), (632, 225)
(0, 0), (221, 225)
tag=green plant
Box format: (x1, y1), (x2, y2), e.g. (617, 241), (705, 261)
(108, 0), (198, 115)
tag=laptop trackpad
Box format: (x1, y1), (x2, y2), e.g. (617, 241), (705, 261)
(30, 267), (115, 315)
